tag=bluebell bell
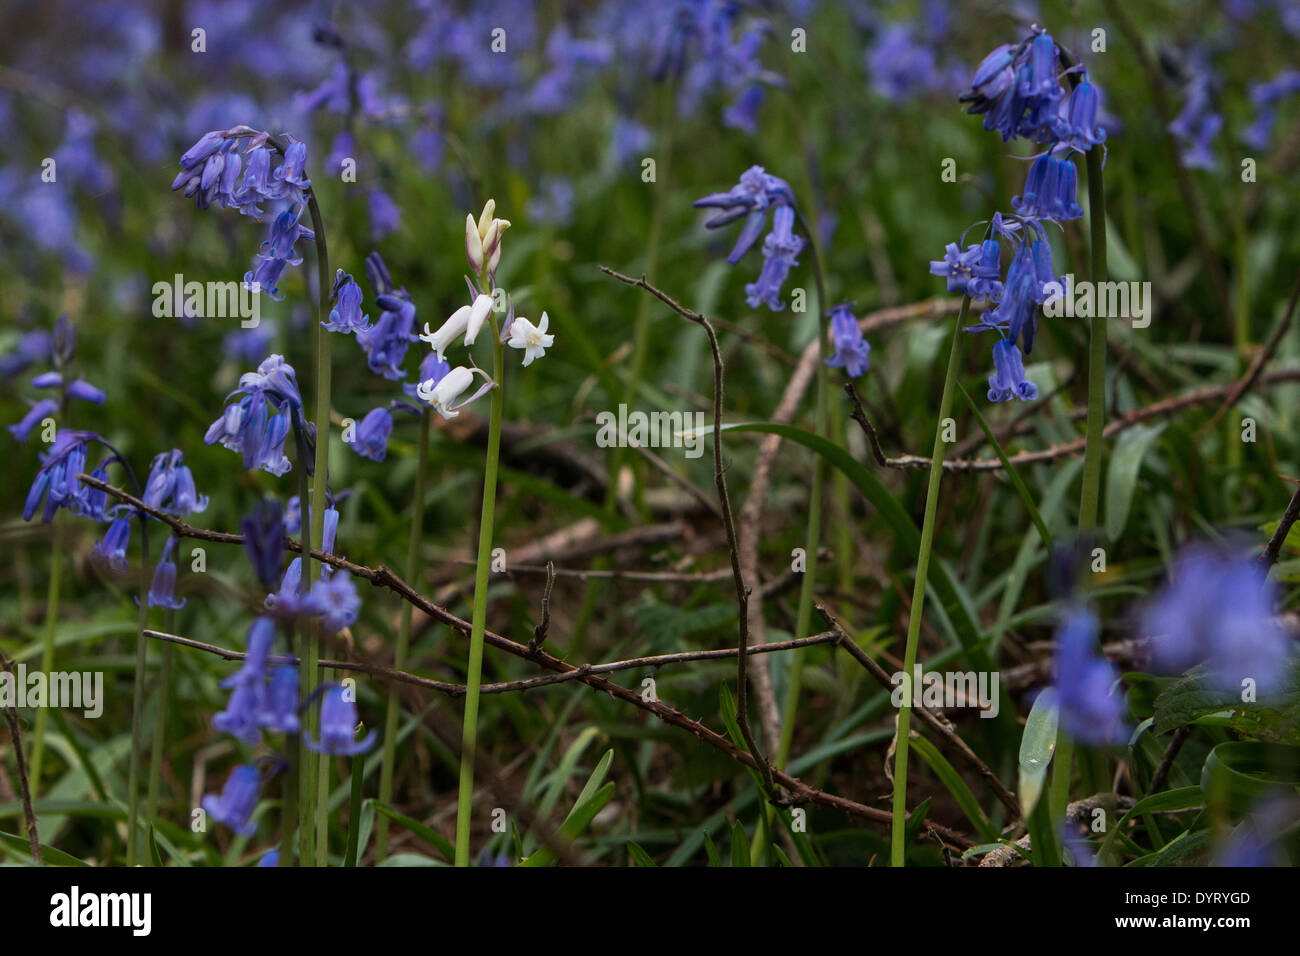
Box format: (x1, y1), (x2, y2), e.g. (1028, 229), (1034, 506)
(22, 430), (99, 521)
(368, 188), (401, 240)
(960, 32), (1065, 144)
(0, 330), (52, 379)
(265, 557), (310, 619)
(975, 240), (1051, 354)
(1141, 544), (1293, 695)
(204, 355), (304, 476)
(405, 352), (451, 400)
(143, 449), (208, 516)
(1053, 606), (1128, 746)
(91, 516), (132, 574)
(8, 398), (59, 442)
(146, 537), (185, 609)
(929, 241), (983, 295)
(1055, 80), (1107, 153)
(212, 678), (263, 746)
(824, 305), (871, 378)
(305, 685), (376, 756)
(1244, 69), (1300, 151)
(259, 665), (300, 734)
(241, 498), (285, 591)
(257, 849), (280, 867)
(30, 371), (106, 405)
(283, 496), (302, 535)
(356, 293), (416, 381)
(346, 407), (393, 462)
(1169, 58), (1223, 169)
(201, 765), (261, 837)
(745, 206), (804, 311)
(986, 339), (1039, 403)
(966, 239), (1004, 300)
(1012, 154), (1083, 222)
(221, 616), (276, 691)
(321, 273), (370, 334)
(694, 166), (795, 264)
(308, 572), (361, 634)
(245, 209), (313, 302)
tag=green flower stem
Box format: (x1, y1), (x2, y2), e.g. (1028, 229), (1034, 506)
(280, 634), (300, 868)
(1052, 146), (1108, 842)
(125, 514), (152, 867)
(454, 310), (506, 868)
(145, 606), (176, 845)
(28, 515), (62, 794)
(291, 421), (315, 868)
(305, 194), (333, 867)
(778, 211), (831, 769)
(890, 291), (972, 867)
(376, 409), (431, 862)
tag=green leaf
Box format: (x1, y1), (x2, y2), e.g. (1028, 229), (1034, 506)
(909, 735), (999, 841)
(1201, 741), (1300, 815)
(1154, 664), (1300, 743)
(730, 819), (750, 867)
(1018, 688), (1059, 817)
(520, 750), (616, 867)
(719, 421), (992, 673)
(369, 801), (455, 862)
(1125, 829), (1211, 867)
(627, 841), (657, 867)
(0, 830), (90, 867)
(1105, 424), (1164, 541)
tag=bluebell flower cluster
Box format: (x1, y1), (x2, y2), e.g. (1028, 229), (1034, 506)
(171, 128), (316, 301)
(241, 498), (285, 591)
(933, 27), (1107, 402)
(23, 430), (107, 522)
(824, 305), (871, 379)
(1245, 69), (1300, 151)
(204, 354), (306, 476)
(1053, 606), (1129, 747)
(356, 257), (417, 381)
(142, 449), (208, 516)
(694, 166), (802, 312)
(8, 316), (107, 442)
(345, 407), (394, 462)
(1141, 544), (1294, 695)
(1168, 55), (1223, 170)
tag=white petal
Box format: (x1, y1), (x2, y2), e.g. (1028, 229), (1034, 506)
(464, 294), (494, 346)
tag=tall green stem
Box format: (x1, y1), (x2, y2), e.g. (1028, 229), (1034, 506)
(377, 409), (431, 862)
(290, 423), (314, 867)
(145, 607), (175, 844)
(1051, 148), (1108, 839)
(28, 516), (62, 793)
(890, 293), (971, 867)
(125, 515), (151, 866)
(454, 313), (506, 867)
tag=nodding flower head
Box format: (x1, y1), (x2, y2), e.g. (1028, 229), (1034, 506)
(91, 516), (132, 574)
(345, 407), (393, 462)
(405, 352), (451, 400)
(693, 165), (795, 263)
(960, 32), (1065, 144)
(305, 684), (376, 756)
(143, 449), (208, 516)
(930, 241), (984, 296)
(322, 272), (371, 334)
(419, 295), (494, 360)
(974, 238), (1055, 355)
(22, 429), (103, 522)
(415, 365), (495, 420)
(1053, 606), (1129, 746)
(823, 304), (871, 379)
(258, 665), (301, 734)
(1055, 80), (1107, 153)
(356, 292), (417, 381)
(1012, 154), (1083, 222)
(146, 537), (185, 609)
(9, 398), (60, 442)
(745, 205), (804, 311)
(241, 498), (285, 592)
(204, 354), (304, 475)
(201, 765), (262, 837)
(986, 338), (1038, 403)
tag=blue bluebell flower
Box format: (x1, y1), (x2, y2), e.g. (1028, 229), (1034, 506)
(974, 239), (1054, 354)
(212, 678), (263, 746)
(1169, 57), (1223, 169)
(960, 33), (1067, 144)
(321, 272), (370, 334)
(1054, 80), (1107, 153)
(204, 355), (304, 476)
(1141, 544), (1293, 695)
(824, 305), (871, 378)
(345, 407), (393, 462)
(30, 371), (106, 405)
(221, 616), (276, 691)
(22, 430), (101, 521)
(258, 666), (300, 734)
(1012, 154), (1083, 222)
(242, 498), (285, 591)
(929, 241), (984, 295)
(693, 165), (795, 263)
(986, 339), (1038, 403)
(1053, 606), (1128, 747)
(405, 352), (452, 400)
(146, 537), (185, 609)
(8, 398), (59, 442)
(245, 209), (312, 302)
(201, 765), (261, 837)
(744, 206), (804, 311)
(305, 684), (376, 756)
(0, 330), (52, 378)
(143, 449), (208, 516)
(257, 849), (280, 867)
(1244, 69), (1300, 151)
(265, 557), (310, 619)
(368, 188), (401, 241)
(356, 293), (416, 381)
(91, 516), (132, 574)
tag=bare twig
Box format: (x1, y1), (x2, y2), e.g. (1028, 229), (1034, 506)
(528, 561), (556, 655)
(0, 651), (40, 862)
(1262, 481), (1300, 569)
(1148, 725), (1194, 795)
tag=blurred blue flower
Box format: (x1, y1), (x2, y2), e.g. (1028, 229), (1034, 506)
(202, 765), (261, 837)
(1142, 544), (1294, 695)
(986, 339), (1038, 403)
(91, 516), (132, 574)
(1053, 606), (1128, 746)
(368, 188), (402, 241)
(308, 573), (361, 634)
(22, 430), (102, 522)
(305, 684), (376, 756)
(345, 407), (393, 462)
(694, 165), (794, 264)
(744, 206), (804, 311)
(212, 678), (263, 746)
(146, 537), (185, 609)
(242, 498), (285, 591)
(8, 398), (59, 442)
(204, 354), (304, 475)
(824, 305), (871, 378)
(259, 665), (301, 734)
(356, 293), (417, 381)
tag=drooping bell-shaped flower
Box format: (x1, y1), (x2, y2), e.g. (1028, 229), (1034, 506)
(201, 765), (262, 837)
(258, 665), (301, 734)
(986, 339), (1039, 403)
(505, 313), (554, 366)
(305, 685), (376, 756)
(146, 537), (185, 609)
